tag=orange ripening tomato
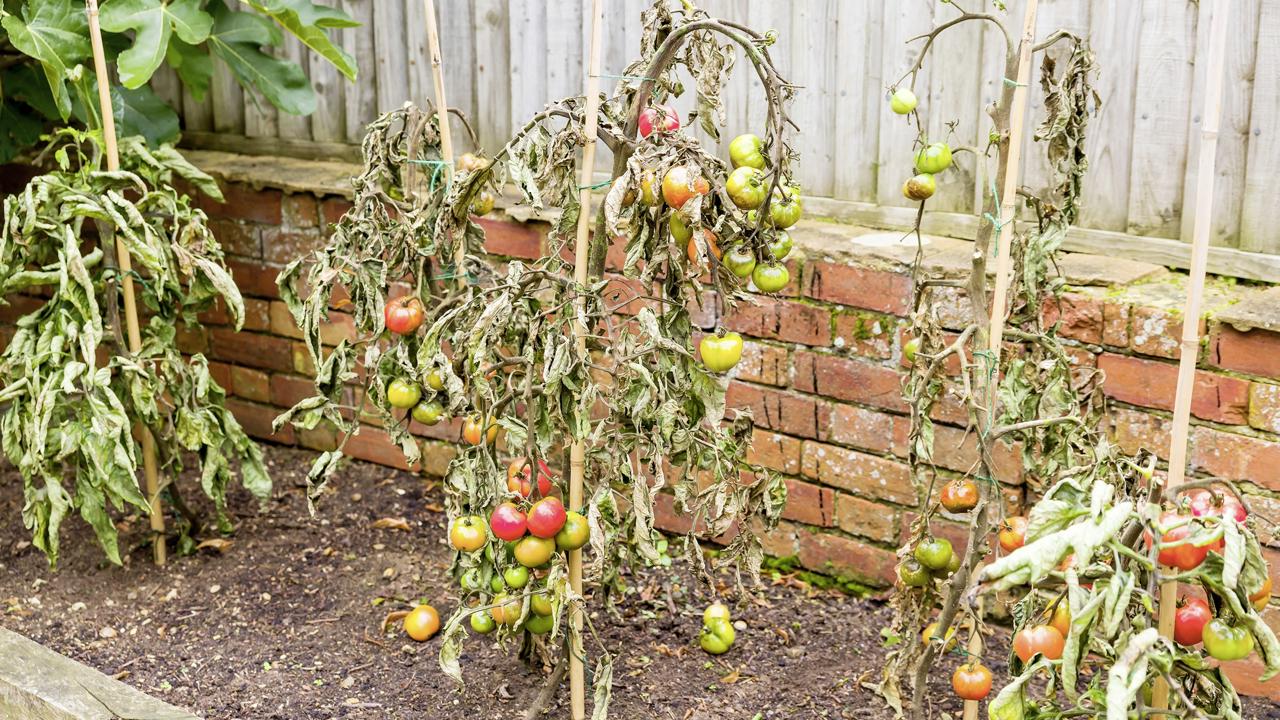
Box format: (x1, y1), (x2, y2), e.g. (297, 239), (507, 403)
(404, 604), (440, 641)
(661, 166), (710, 209)
(998, 516), (1028, 553)
(462, 416), (498, 445)
(1013, 624), (1065, 663)
(952, 662), (993, 701)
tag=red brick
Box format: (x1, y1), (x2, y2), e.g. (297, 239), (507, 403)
(781, 478), (834, 527)
(1130, 306), (1202, 359)
(263, 227), (325, 265)
(419, 441), (458, 478)
(834, 493), (897, 542)
(479, 217), (543, 259)
(1211, 324), (1280, 378)
(198, 183), (282, 225)
(1106, 407), (1172, 460)
(833, 312), (895, 360)
(175, 326), (208, 354)
(759, 520), (801, 558)
(1098, 353), (1249, 424)
(227, 258), (283, 299)
(321, 197), (354, 227)
(1102, 301), (1130, 347)
(298, 424), (339, 452)
(722, 298), (831, 346)
(1042, 293), (1102, 344)
(209, 218), (262, 259)
(803, 261), (911, 315)
(271, 373), (325, 410)
(230, 366), (270, 402)
(226, 399), (294, 444)
(268, 300), (356, 345)
(726, 382), (829, 438)
(825, 404), (899, 454)
(748, 429), (802, 474)
(1250, 382), (1280, 434)
(207, 361), (233, 390)
(1190, 427), (1280, 492)
(283, 193), (319, 228)
(793, 351), (908, 412)
(800, 441), (916, 505)
(343, 425), (416, 470)
(929, 424), (1023, 484)
(210, 328), (295, 372)
(796, 531), (897, 586)
(736, 341), (788, 386)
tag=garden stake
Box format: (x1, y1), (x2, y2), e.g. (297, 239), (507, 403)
(570, 1), (605, 717)
(421, 0), (454, 196)
(965, 4), (1038, 718)
(86, 0), (166, 566)
(1152, 0), (1230, 714)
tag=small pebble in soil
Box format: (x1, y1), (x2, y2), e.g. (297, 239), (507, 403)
(99, 627), (116, 639)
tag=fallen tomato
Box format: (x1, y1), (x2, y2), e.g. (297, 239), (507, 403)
(404, 604), (441, 641)
(700, 618), (736, 655)
(704, 602), (731, 625)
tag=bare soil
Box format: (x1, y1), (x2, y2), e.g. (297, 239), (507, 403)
(1, 445), (1277, 720)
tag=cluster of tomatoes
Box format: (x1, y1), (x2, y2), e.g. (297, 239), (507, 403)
(887, 88), (953, 201)
(626, 105), (804, 379)
(447, 459), (590, 637)
(699, 601), (737, 655)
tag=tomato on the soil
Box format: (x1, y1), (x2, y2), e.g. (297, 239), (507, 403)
(704, 602), (731, 625)
(1013, 624), (1065, 662)
(384, 296), (424, 335)
(700, 331), (744, 373)
(939, 478), (978, 513)
(404, 604), (440, 641)
(449, 515), (488, 552)
(1173, 596), (1212, 646)
(952, 662), (992, 701)
(700, 618), (736, 655)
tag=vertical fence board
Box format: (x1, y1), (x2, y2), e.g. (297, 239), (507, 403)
(1079, 0), (1140, 232)
(276, 35), (310, 140)
(340, 0), (376, 144)
(440, 0), (478, 135)
(1179, 0), (1261, 249)
(308, 28), (345, 143)
(373, 0), (408, 114)
(210, 58), (244, 135)
(924, 2), (984, 214)
(876, 0), (935, 209)
(508, 1), (548, 134)
(1239, 0), (1280, 254)
(1126, 0), (1196, 238)
(833, 1), (883, 203)
(789, 0), (837, 197)
(472, 0), (511, 154)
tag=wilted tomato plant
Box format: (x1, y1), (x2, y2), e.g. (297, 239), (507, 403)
(275, 1), (797, 714)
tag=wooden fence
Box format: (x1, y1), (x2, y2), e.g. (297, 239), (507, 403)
(160, 0), (1280, 282)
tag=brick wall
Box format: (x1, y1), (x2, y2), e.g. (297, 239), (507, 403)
(5, 155), (1277, 696)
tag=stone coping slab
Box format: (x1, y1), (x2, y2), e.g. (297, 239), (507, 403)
(0, 628), (198, 720)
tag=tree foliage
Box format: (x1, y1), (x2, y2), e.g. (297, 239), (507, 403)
(277, 1), (797, 712)
(0, 0), (357, 161)
(0, 128), (270, 566)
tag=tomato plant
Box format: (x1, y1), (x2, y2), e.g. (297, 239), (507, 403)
(277, 4), (797, 713)
(0, 129), (269, 565)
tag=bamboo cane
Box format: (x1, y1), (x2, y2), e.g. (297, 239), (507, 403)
(966, 3), (1038, 717)
(570, 2), (605, 717)
(86, 0), (165, 566)
(422, 0), (454, 191)
(1152, 0), (1231, 714)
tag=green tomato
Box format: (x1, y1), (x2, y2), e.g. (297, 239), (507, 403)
(904, 337), (921, 363)
(704, 602), (731, 625)
(897, 558), (932, 588)
(531, 594), (554, 617)
(902, 173), (936, 201)
(490, 576), (505, 593)
(767, 231), (793, 261)
(722, 245), (757, 279)
(752, 262), (790, 293)
(726, 167), (767, 210)
(386, 378), (422, 409)
(460, 568), (484, 591)
(768, 187), (803, 228)
(524, 613), (554, 635)
(890, 88), (918, 115)
(669, 212), (692, 243)
(411, 399), (445, 425)
(729, 133), (766, 169)
(426, 369), (445, 391)
(699, 331), (744, 373)
(554, 511), (590, 551)
(914, 537), (954, 571)
(700, 618), (736, 655)
(503, 566), (530, 589)
(914, 142), (953, 174)
(1202, 619), (1254, 661)
(470, 610), (497, 634)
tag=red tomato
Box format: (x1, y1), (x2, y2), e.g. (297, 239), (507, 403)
(1145, 510), (1212, 571)
(527, 497), (567, 539)
(1013, 624), (1065, 663)
(384, 295), (424, 335)
(638, 105), (680, 137)
(661, 167), (710, 209)
(1185, 488), (1248, 523)
(1173, 596), (1212, 646)
(490, 502), (528, 542)
(507, 459), (554, 498)
(952, 662), (993, 701)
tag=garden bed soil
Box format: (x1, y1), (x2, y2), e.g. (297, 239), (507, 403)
(1, 445), (1277, 720)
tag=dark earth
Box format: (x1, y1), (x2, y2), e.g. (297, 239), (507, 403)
(2, 445), (1277, 719)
